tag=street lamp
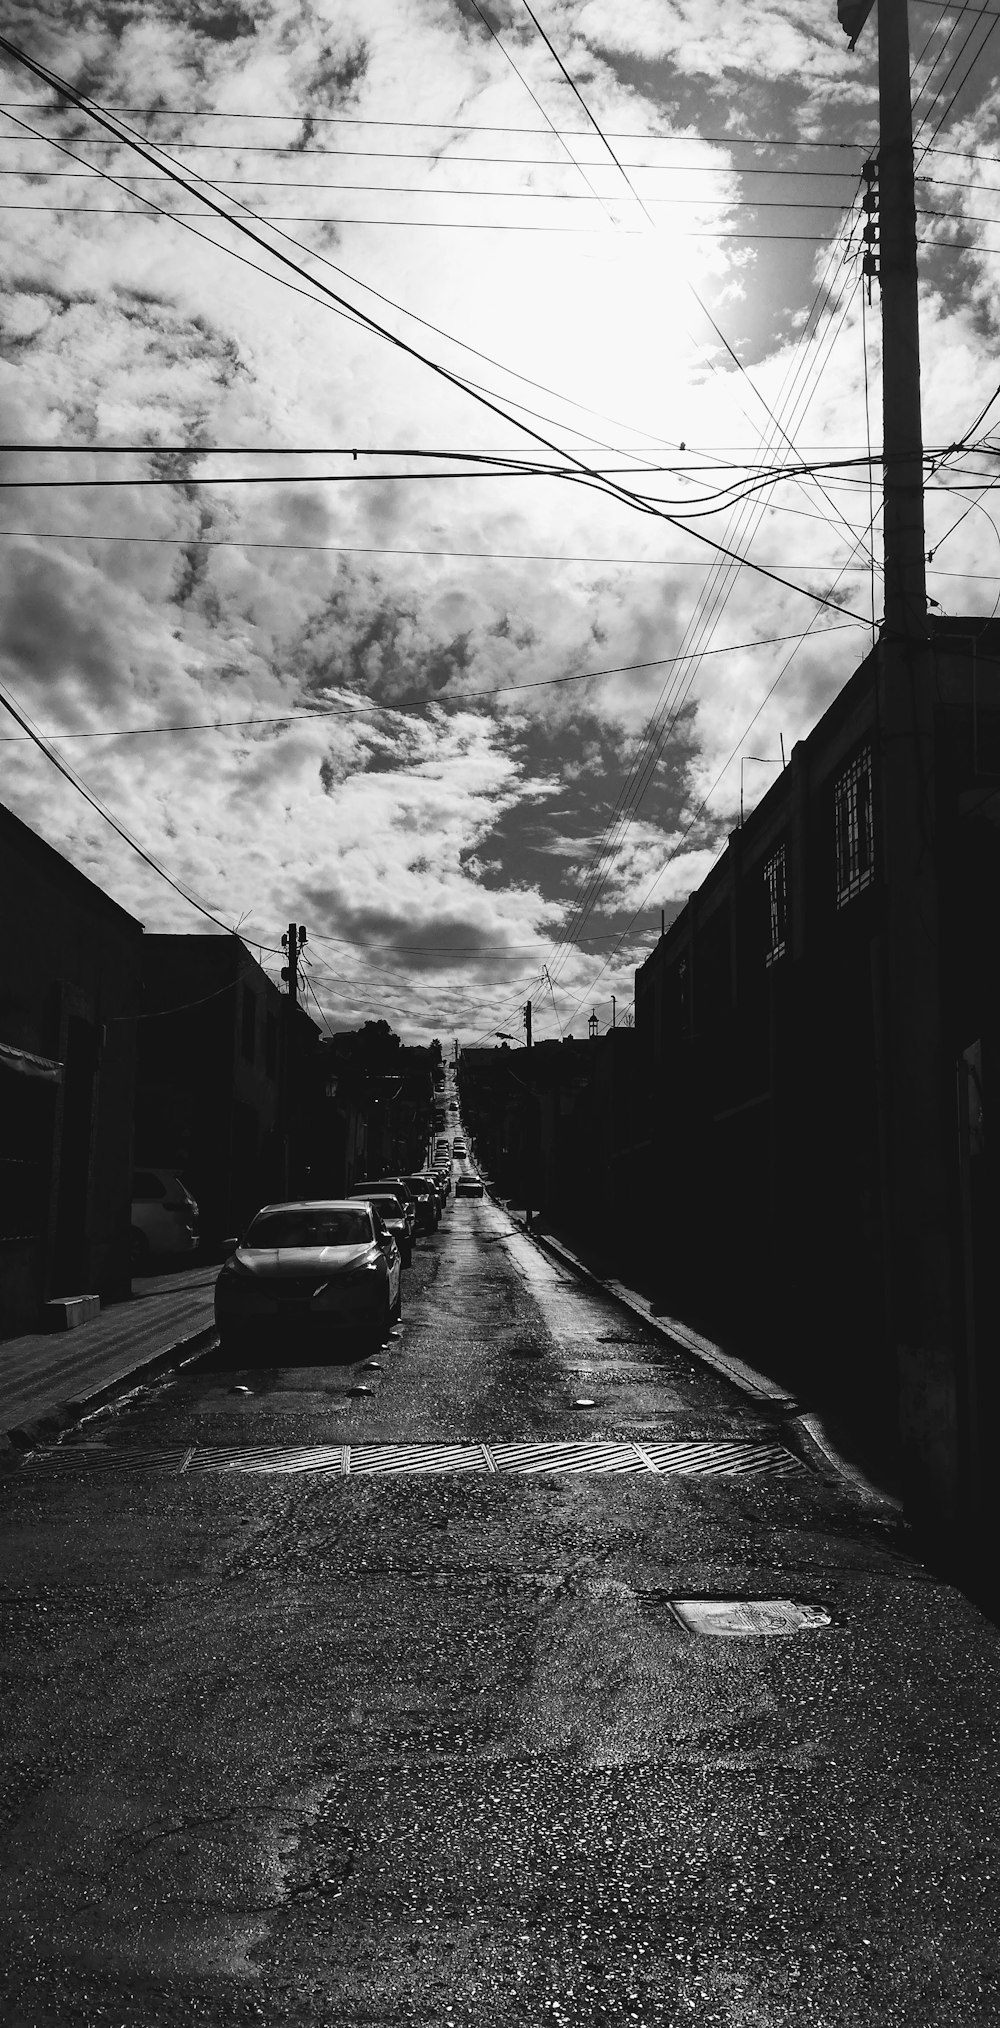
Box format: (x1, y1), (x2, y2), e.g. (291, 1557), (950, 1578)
(588, 1010), (599, 1041)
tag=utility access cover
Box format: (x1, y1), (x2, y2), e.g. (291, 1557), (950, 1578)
(668, 1598), (832, 1637)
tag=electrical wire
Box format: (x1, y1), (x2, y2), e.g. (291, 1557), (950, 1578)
(0, 624), (861, 744)
(0, 49), (870, 622)
(0, 673), (271, 939)
(0, 103), (882, 144)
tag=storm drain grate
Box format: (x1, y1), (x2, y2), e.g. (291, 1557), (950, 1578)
(25, 1436), (807, 1479)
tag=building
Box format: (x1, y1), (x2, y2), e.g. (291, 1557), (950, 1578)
(634, 620), (1000, 1550)
(0, 801), (142, 1333)
(134, 935), (319, 1249)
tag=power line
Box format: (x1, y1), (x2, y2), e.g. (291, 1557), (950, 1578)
(0, 168), (872, 208)
(0, 201), (849, 240)
(0, 103), (887, 141)
(0, 674), (269, 939)
(0, 46), (870, 621)
(0, 624), (861, 742)
(0, 527), (880, 564)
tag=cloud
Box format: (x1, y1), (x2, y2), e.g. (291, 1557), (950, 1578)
(2, 0), (999, 1037)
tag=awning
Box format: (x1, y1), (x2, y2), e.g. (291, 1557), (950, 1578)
(0, 1041), (64, 1083)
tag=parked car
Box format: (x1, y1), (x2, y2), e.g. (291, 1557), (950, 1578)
(131, 1166), (200, 1268)
(452, 1137), (467, 1156)
(402, 1174), (439, 1232)
(214, 1198), (400, 1356)
(348, 1188), (412, 1265)
(354, 1177), (417, 1235)
(455, 1176), (484, 1198)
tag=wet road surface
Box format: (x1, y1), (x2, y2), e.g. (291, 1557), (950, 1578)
(3, 1171), (1000, 2024)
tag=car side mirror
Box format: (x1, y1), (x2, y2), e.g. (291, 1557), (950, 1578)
(223, 1236), (240, 1253)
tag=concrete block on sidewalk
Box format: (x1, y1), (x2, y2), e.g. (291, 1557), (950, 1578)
(43, 1294), (101, 1332)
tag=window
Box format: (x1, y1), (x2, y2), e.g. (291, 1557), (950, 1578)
(834, 745), (875, 907)
(764, 842), (788, 965)
(241, 987), (257, 1063)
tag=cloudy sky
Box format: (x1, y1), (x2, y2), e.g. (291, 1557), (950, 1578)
(2, 0), (1000, 1041)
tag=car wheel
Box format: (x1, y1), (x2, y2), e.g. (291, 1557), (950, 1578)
(130, 1227), (151, 1271)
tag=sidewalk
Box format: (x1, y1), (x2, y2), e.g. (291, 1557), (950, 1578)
(0, 1262), (218, 1454)
(490, 1189), (901, 1512)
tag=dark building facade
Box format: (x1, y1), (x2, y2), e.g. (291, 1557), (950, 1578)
(634, 622), (1000, 1549)
(134, 936), (319, 1248)
(0, 802), (142, 1333)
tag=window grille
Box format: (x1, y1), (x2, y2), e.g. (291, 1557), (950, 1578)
(834, 746), (875, 907)
(764, 843), (787, 964)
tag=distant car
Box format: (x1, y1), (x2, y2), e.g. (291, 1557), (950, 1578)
(455, 1176), (484, 1198)
(214, 1198), (401, 1356)
(452, 1137), (467, 1154)
(131, 1166), (199, 1268)
(347, 1188), (412, 1265)
(400, 1174), (439, 1233)
(353, 1177), (417, 1235)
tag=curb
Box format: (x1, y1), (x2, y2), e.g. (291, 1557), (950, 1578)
(498, 1205), (899, 1508)
(0, 1319), (219, 1463)
(511, 1214), (792, 1405)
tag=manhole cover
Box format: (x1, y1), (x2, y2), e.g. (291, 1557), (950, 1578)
(668, 1598), (832, 1637)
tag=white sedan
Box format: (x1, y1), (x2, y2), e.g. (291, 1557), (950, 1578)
(215, 1199), (401, 1357)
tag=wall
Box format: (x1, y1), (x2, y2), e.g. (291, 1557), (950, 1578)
(0, 802), (142, 1332)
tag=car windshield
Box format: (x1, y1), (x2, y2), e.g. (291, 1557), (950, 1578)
(356, 1195), (404, 1220)
(243, 1207), (372, 1249)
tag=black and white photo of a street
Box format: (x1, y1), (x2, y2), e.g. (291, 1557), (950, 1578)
(4, 0), (1000, 2021)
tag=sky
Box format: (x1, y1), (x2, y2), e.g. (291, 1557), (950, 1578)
(3, 0), (1000, 1043)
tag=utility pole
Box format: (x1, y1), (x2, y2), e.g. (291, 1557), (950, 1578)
(280, 922), (307, 1195)
(524, 998), (533, 1232)
(841, 0), (955, 1527)
(877, 0), (927, 638)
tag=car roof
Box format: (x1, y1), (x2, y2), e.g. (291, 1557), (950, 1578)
(249, 1199), (371, 1214)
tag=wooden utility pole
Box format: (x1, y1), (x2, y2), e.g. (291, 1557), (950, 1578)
(877, 0), (927, 637)
(843, 0), (957, 1526)
(281, 922), (306, 1195)
(524, 998), (533, 1232)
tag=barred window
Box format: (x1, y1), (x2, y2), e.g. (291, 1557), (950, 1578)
(764, 842), (787, 965)
(834, 746), (875, 907)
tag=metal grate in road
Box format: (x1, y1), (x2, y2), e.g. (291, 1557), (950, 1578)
(490, 1439), (648, 1475)
(640, 1438), (806, 1479)
(351, 1442), (491, 1476)
(25, 1436), (806, 1479)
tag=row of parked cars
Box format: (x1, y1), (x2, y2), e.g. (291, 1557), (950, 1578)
(213, 1164), (455, 1358)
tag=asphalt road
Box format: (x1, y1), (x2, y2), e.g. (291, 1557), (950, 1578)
(3, 1151), (1000, 2024)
